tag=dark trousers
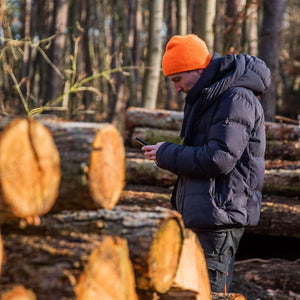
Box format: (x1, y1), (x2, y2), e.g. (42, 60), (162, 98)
(195, 228), (244, 292)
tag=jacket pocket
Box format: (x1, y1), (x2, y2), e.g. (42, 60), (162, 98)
(176, 177), (186, 214)
(214, 175), (228, 208)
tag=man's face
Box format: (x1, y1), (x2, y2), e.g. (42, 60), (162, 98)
(168, 69), (203, 93)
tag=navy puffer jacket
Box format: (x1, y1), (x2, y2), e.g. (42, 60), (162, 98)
(156, 53), (271, 230)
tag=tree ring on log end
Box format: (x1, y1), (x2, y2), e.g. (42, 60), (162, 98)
(0, 118), (61, 218)
(75, 235), (138, 300)
(149, 217), (184, 293)
(88, 124), (125, 209)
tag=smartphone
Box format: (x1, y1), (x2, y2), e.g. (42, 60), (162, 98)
(135, 137), (149, 146)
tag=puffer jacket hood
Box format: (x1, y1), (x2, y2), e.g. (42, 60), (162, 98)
(187, 53), (271, 104)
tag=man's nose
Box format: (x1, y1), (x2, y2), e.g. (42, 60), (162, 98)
(173, 82), (182, 93)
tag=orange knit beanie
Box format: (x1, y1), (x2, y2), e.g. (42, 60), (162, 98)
(162, 34), (211, 76)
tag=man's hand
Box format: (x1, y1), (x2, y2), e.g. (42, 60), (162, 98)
(142, 142), (165, 162)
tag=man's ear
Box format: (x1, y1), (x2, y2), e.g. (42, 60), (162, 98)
(197, 69), (204, 75)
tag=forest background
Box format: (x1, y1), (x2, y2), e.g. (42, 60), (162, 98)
(0, 0), (299, 132)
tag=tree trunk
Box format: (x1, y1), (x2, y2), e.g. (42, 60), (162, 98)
(259, 0), (287, 121)
(244, 0), (258, 56)
(0, 118), (61, 220)
(20, 0), (32, 102)
(142, 0), (164, 109)
(196, 0), (216, 54)
(176, 0), (187, 35)
(44, 0), (69, 104)
(224, 0), (246, 53)
(213, 0), (226, 54)
(77, 0), (93, 116)
(115, 0), (137, 107)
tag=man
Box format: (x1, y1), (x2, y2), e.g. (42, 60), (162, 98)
(142, 34), (271, 292)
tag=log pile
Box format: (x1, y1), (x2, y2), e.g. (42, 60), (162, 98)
(0, 109), (298, 299)
(0, 207), (214, 299)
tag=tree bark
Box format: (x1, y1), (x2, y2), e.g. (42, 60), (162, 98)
(246, 199), (300, 238)
(142, 0), (164, 109)
(44, 0), (69, 104)
(244, 0), (258, 56)
(233, 258), (300, 295)
(115, 0), (137, 107)
(196, 0), (216, 54)
(213, 0), (226, 54)
(139, 289), (246, 300)
(20, 0), (32, 102)
(126, 157), (177, 187)
(176, 0), (187, 35)
(0, 118), (61, 220)
(263, 169), (300, 196)
(212, 293), (247, 300)
(126, 106), (183, 131)
(0, 232), (2, 276)
(41, 119), (126, 210)
(259, 0), (287, 121)
(224, 0), (246, 53)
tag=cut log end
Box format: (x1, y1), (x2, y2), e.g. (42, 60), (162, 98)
(174, 229), (211, 298)
(0, 232), (2, 276)
(88, 124), (126, 209)
(75, 235), (138, 300)
(149, 217), (184, 294)
(0, 285), (37, 300)
(0, 118), (61, 218)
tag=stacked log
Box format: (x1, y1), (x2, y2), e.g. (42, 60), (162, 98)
(39, 119), (126, 211)
(0, 118), (126, 215)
